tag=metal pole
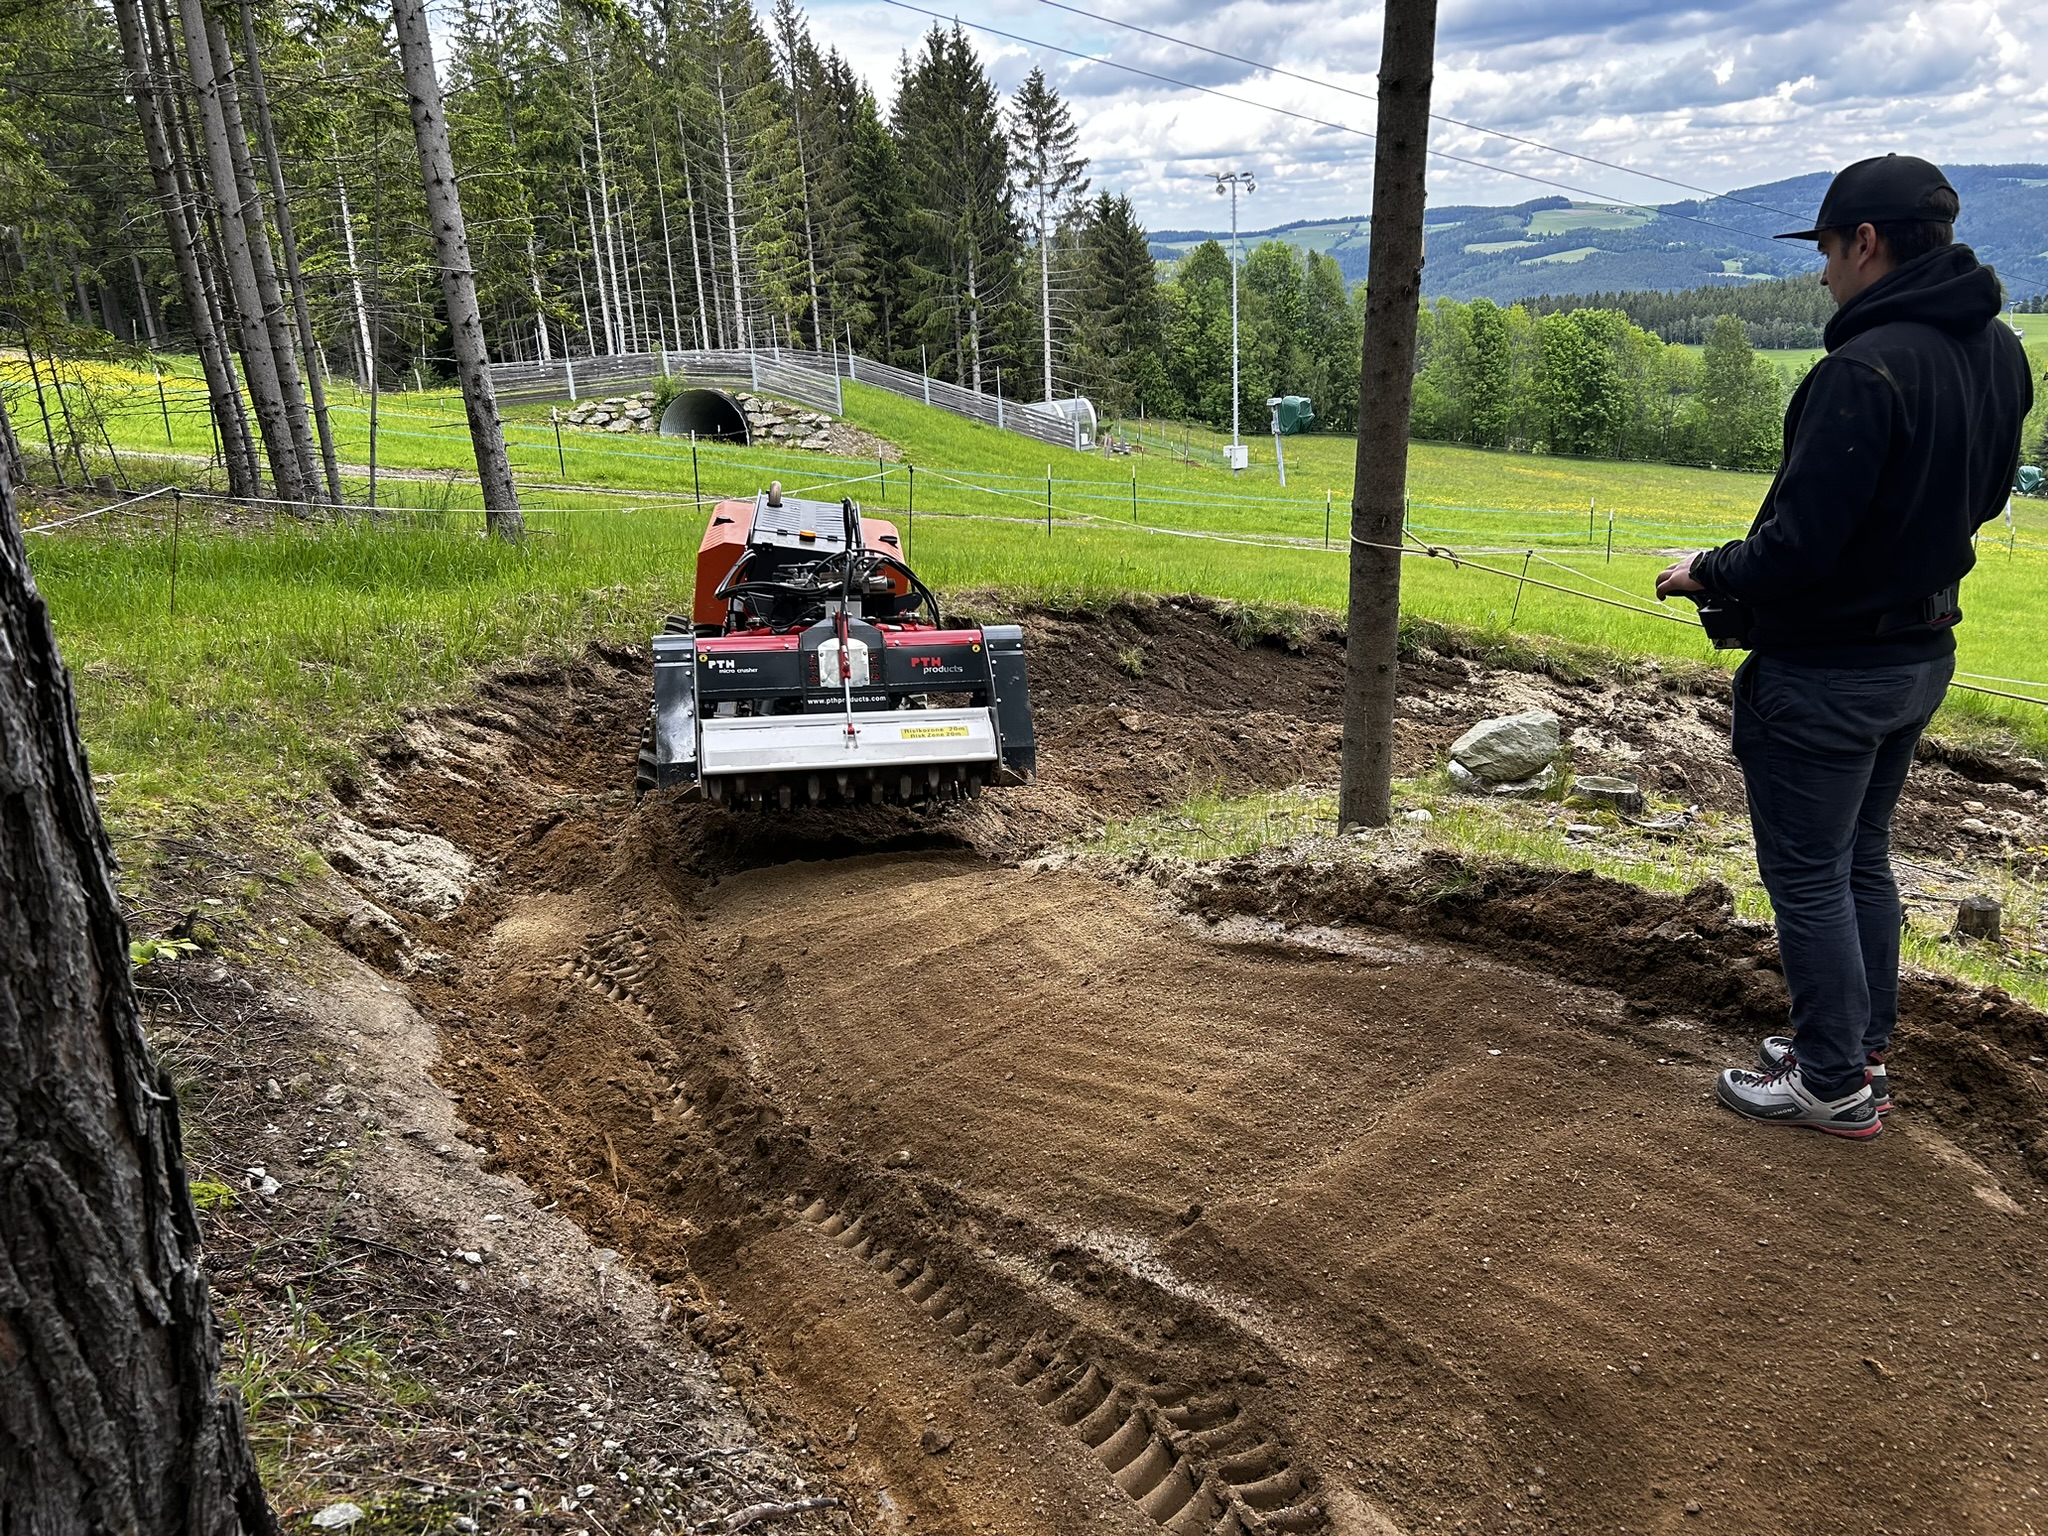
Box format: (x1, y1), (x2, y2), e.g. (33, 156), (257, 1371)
(1588, 495), (1595, 544)
(169, 488), (182, 617)
(1509, 549), (1532, 626)
(907, 462), (915, 560)
(691, 430), (702, 511)
(553, 408), (566, 478)
(1046, 464), (1052, 536)
(1606, 511), (1614, 563)
(1326, 488), (1332, 549)
(921, 345), (930, 406)
(154, 358), (173, 446)
(878, 454), (886, 505)
(1230, 179), (1240, 457)
(1132, 467), (1138, 522)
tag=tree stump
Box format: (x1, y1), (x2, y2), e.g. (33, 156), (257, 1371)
(1955, 896), (2002, 943)
(0, 474), (275, 1532)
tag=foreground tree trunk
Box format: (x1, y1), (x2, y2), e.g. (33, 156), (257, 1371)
(1340, 0), (1438, 828)
(391, 0), (522, 535)
(0, 476), (277, 1532)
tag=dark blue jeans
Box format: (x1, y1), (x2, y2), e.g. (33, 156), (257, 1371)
(1730, 652), (1954, 1100)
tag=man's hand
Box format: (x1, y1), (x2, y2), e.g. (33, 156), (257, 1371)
(1656, 553), (1706, 600)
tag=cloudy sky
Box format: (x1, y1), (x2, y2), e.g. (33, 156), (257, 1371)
(802, 0), (2048, 231)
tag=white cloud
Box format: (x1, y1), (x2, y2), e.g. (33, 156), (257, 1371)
(805, 0), (2048, 228)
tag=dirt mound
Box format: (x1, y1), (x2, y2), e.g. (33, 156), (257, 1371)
(337, 603), (2048, 1536)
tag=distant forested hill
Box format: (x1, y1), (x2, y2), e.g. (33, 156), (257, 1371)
(1150, 166), (2048, 304)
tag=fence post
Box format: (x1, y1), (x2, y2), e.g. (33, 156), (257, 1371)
(691, 431), (702, 512)
(1325, 489), (1332, 549)
(907, 462), (915, 561)
(834, 363), (843, 416)
(846, 324), (856, 380)
(1046, 464), (1053, 536)
(750, 349), (759, 391)
(169, 488), (182, 618)
(878, 455), (886, 506)
(1509, 549), (1533, 627)
(552, 408), (566, 479)
(566, 355), (577, 403)
(921, 345), (930, 406)
(995, 367), (1003, 430)
(154, 359), (173, 446)
(1606, 511), (1614, 563)
(1588, 496), (1595, 544)
(1132, 467), (1138, 523)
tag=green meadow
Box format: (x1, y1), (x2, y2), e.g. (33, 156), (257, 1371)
(11, 355), (2047, 832)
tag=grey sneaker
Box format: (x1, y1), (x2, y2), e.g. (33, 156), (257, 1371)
(1759, 1036), (1891, 1115)
(1717, 1062), (1883, 1139)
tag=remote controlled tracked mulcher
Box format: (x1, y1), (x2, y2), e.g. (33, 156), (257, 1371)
(637, 486), (1036, 810)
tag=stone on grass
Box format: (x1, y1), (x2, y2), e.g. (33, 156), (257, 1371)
(1571, 774), (1645, 814)
(311, 1503), (364, 1529)
(1450, 710), (1560, 785)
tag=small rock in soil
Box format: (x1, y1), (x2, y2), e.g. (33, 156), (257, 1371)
(310, 1503), (364, 1529)
(919, 1427), (953, 1455)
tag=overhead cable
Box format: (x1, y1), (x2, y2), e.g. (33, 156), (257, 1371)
(1027, 0), (1810, 222)
(878, 0), (1809, 257)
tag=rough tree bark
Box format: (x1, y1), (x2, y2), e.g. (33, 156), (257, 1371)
(112, 0), (260, 499)
(391, 0), (521, 534)
(1339, 0), (1438, 828)
(0, 476), (278, 1533)
(237, 0), (343, 505)
(173, 0), (306, 503)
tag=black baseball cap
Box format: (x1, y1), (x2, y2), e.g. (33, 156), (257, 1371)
(1773, 154), (1958, 241)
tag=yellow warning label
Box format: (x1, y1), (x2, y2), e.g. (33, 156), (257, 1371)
(900, 724), (971, 740)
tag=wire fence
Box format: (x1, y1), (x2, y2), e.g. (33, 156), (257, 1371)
(22, 461), (2048, 715)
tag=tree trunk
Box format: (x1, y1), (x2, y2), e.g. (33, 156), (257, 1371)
(390, 0), (521, 535)
(205, 5), (319, 504)
(113, 0), (259, 499)
(173, 0), (304, 503)
(650, 135), (684, 360)
(716, 67), (748, 351)
(237, 0), (343, 505)
(0, 473), (279, 1535)
(1339, 0), (1438, 829)
(0, 381), (25, 489)
(332, 138), (376, 392)
(578, 160), (614, 355)
(679, 136), (712, 351)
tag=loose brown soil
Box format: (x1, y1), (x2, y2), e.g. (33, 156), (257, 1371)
(329, 600), (2048, 1536)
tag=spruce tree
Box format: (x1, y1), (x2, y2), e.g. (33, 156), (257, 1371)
(1008, 66), (1087, 402)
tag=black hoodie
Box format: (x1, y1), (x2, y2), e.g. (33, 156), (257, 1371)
(1690, 244), (2033, 666)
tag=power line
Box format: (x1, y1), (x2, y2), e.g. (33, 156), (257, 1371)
(878, 0), (1809, 260)
(1027, 0), (1813, 223)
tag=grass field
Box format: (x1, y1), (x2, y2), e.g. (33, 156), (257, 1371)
(11, 353), (2048, 832)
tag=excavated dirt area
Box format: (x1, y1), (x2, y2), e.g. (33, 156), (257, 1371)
(329, 600), (2048, 1536)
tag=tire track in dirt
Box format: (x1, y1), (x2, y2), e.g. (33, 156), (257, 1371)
(347, 607), (2048, 1536)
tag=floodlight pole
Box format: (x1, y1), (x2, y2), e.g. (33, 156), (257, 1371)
(1214, 171), (1255, 468)
(1340, 0), (1438, 829)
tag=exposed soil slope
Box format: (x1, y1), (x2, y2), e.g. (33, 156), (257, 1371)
(332, 600), (2048, 1536)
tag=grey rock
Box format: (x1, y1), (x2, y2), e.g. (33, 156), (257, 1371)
(1450, 710), (1560, 784)
(340, 903), (414, 976)
(1572, 774), (1646, 813)
(323, 816), (478, 918)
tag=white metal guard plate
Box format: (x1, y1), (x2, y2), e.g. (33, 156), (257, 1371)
(699, 706), (1000, 775)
